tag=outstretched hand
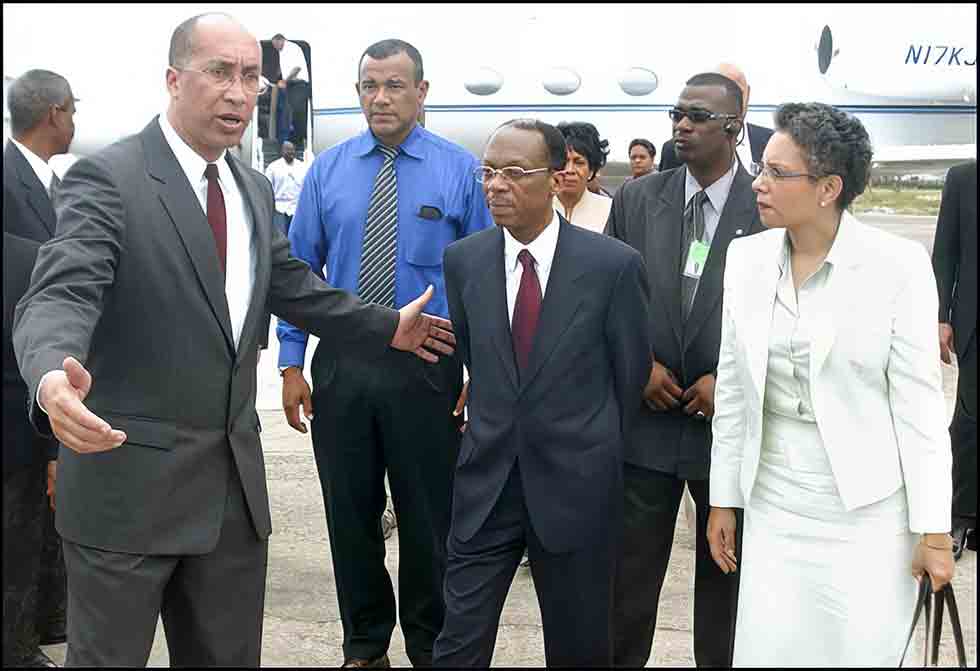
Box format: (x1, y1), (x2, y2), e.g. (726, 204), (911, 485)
(39, 356), (126, 453)
(391, 285), (456, 363)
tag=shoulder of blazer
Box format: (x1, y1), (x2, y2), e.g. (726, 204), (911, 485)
(445, 224), (499, 266)
(620, 166), (680, 203)
(947, 160), (977, 188)
(726, 227), (782, 275)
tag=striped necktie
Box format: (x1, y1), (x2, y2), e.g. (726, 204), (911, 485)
(358, 144), (399, 307)
(681, 190), (708, 322)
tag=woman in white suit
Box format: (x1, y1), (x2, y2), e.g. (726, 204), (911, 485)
(706, 102), (955, 667)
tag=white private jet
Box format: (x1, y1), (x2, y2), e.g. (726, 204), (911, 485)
(4, 3), (976, 182)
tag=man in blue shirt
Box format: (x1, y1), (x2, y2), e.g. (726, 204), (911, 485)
(277, 39), (492, 668)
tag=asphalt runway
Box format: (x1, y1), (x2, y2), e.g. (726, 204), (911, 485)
(42, 213), (975, 667)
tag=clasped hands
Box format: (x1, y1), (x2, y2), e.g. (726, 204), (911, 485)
(644, 360), (714, 419)
(44, 286), (456, 447)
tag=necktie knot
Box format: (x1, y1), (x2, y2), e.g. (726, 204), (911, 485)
(205, 163), (220, 182)
(378, 145), (398, 162)
(517, 249), (536, 271)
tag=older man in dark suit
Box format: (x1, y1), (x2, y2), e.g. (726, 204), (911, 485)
(606, 72), (765, 667)
(433, 119), (651, 667)
(933, 160), (978, 559)
(12, 13), (455, 667)
(3, 68), (77, 667)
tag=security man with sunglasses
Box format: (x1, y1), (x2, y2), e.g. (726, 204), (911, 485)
(605, 72), (765, 668)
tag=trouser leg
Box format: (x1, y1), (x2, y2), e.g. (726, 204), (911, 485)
(952, 334), (977, 525)
(286, 81), (310, 147)
(310, 351), (394, 662)
(687, 478), (742, 668)
(612, 465), (684, 667)
(433, 465), (525, 667)
(2, 462), (45, 665)
(379, 353), (462, 666)
(36, 471), (67, 642)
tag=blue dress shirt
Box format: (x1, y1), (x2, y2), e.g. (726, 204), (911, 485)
(277, 124), (493, 369)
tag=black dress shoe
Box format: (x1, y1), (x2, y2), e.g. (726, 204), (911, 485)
(16, 649), (58, 667)
(951, 525), (970, 561)
(341, 653), (390, 668)
(38, 627), (67, 646)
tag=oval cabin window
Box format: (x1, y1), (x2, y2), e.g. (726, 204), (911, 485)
(464, 67), (504, 96)
(618, 68), (659, 96)
(542, 67), (581, 96)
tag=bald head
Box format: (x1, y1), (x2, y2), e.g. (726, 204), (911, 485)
(714, 62), (749, 116)
(169, 12), (253, 68)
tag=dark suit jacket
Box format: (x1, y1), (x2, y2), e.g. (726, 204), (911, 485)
(605, 164), (764, 479)
(3, 232), (57, 473)
(659, 123), (773, 172)
(4, 141), (57, 243)
(444, 217), (651, 554)
(933, 160), (977, 359)
(13, 117), (399, 555)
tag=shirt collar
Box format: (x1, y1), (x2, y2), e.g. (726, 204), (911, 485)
(10, 137), (54, 191)
(503, 209), (561, 276)
(684, 157), (737, 213)
(352, 123), (424, 160)
(158, 112), (231, 188)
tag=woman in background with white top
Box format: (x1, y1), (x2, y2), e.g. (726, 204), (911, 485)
(554, 121), (611, 234)
(707, 102), (955, 667)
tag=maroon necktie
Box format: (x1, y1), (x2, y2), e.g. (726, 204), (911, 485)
(512, 249), (542, 374)
(204, 164), (227, 273)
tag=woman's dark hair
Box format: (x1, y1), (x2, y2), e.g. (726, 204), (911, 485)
(628, 138), (656, 157)
(557, 121), (610, 178)
(773, 102), (873, 211)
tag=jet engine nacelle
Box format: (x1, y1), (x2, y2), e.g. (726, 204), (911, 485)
(817, 24), (977, 103)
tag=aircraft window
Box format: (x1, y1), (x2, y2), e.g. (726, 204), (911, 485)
(618, 67), (659, 96)
(465, 67), (504, 96)
(543, 67), (581, 96)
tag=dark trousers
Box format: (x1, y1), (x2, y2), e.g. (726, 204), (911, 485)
(310, 346), (462, 666)
(433, 464), (617, 667)
(286, 80), (310, 147)
(952, 332), (977, 524)
(613, 464), (742, 667)
(61, 471), (268, 667)
(3, 459), (66, 665)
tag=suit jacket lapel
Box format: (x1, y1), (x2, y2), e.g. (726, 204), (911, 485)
(142, 119), (235, 354)
(650, 169), (686, 347)
(475, 228), (519, 391)
(7, 143), (57, 236)
(743, 235), (782, 396)
(811, 212), (863, 378)
(227, 154), (268, 359)
(520, 217), (586, 391)
(684, 166), (756, 349)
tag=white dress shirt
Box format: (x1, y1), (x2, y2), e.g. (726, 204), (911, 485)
(683, 158), (737, 245)
(279, 40), (309, 82)
(159, 113), (256, 349)
(264, 156), (309, 215)
(10, 137), (56, 194)
(503, 210), (560, 324)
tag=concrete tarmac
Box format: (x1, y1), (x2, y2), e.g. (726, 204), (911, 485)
(42, 214), (976, 667)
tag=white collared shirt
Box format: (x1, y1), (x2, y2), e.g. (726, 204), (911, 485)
(10, 137), (56, 194)
(683, 158), (738, 245)
(503, 210), (560, 324)
(264, 156), (309, 215)
(279, 40), (309, 82)
(158, 113), (256, 349)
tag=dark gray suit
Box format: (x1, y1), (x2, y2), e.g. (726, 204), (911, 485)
(12, 118), (400, 666)
(605, 165), (764, 667)
(433, 218), (652, 666)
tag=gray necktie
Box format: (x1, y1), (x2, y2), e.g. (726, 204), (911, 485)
(680, 190), (708, 321)
(357, 145), (399, 307)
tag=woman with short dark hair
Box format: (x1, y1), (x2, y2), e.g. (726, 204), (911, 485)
(707, 102), (955, 666)
(628, 138), (657, 179)
(555, 121), (612, 233)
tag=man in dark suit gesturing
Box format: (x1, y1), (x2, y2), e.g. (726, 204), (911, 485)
(432, 119), (651, 666)
(659, 63), (772, 173)
(933, 159), (977, 559)
(12, 13), (456, 667)
(606, 72), (765, 667)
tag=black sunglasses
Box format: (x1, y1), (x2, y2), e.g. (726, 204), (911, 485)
(668, 107), (738, 124)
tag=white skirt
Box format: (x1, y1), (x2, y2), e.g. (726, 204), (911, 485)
(733, 412), (919, 667)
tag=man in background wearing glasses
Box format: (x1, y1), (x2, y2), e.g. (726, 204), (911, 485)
(277, 38), (491, 668)
(12, 14), (457, 667)
(433, 119), (651, 666)
(605, 72), (764, 667)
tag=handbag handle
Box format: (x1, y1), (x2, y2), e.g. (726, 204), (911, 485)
(900, 573), (968, 667)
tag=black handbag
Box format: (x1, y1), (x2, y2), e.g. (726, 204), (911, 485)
(899, 574), (968, 667)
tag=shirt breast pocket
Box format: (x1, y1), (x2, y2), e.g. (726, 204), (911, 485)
(403, 212), (456, 267)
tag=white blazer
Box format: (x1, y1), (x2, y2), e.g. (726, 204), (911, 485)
(709, 211), (951, 533)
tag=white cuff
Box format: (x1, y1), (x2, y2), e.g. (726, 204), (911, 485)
(36, 370), (60, 415)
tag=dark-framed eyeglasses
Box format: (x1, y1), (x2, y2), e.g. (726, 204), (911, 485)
(668, 107), (739, 124)
(172, 65), (268, 95)
(749, 162), (820, 181)
(474, 165), (552, 184)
